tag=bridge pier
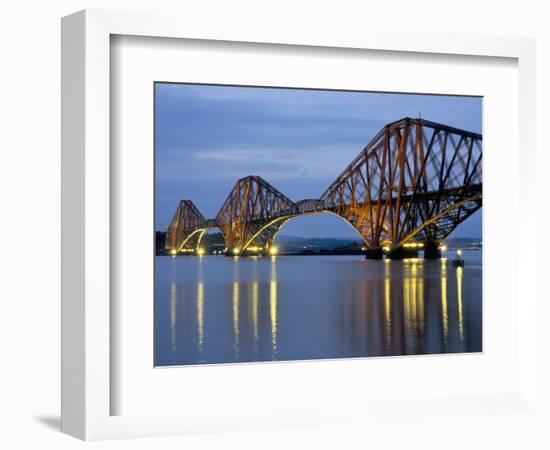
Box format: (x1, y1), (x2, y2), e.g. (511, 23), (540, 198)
(423, 243), (442, 259)
(364, 248), (383, 260)
(386, 247), (418, 260)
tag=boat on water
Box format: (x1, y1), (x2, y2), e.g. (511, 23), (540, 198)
(452, 249), (465, 267)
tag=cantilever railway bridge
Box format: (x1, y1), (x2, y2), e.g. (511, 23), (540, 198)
(165, 117), (482, 259)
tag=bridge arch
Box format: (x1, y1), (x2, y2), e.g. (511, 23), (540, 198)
(240, 209), (388, 254)
(271, 210), (369, 247)
(196, 226), (228, 254)
(220, 210), (370, 255)
(165, 200), (208, 254)
(393, 192), (482, 248)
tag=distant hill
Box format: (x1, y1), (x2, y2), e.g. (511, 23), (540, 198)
(276, 235), (361, 248)
(445, 237), (482, 245)
(444, 237), (482, 249)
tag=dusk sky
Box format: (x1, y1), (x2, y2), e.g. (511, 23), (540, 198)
(155, 83), (482, 239)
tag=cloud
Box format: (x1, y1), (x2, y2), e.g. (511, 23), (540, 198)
(195, 148), (286, 163)
(157, 144), (361, 182)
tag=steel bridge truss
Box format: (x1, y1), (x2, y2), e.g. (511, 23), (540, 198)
(165, 118), (482, 255)
(321, 118), (482, 249)
(165, 200), (208, 254)
(215, 176), (295, 252)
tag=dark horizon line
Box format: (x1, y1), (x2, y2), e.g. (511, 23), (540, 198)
(155, 230), (481, 241)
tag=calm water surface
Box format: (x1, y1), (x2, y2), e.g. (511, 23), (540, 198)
(155, 253), (482, 366)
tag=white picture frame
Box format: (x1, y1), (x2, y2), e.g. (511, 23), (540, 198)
(61, 9), (538, 441)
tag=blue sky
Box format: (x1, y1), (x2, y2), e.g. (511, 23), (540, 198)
(155, 83), (482, 239)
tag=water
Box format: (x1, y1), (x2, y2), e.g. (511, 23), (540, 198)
(155, 252), (482, 366)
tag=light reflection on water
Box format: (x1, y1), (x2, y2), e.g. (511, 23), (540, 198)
(269, 257), (278, 359)
(441, 259), (449, 351)
(155, 253), (482, 366)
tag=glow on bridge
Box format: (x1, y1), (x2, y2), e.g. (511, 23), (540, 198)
(165, 118), (482, 258)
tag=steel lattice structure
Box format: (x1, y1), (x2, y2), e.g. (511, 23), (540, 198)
(321, 118), (482, 249)
(165, 200), (208, 253)
(164, 118), (482, 256)
(216, 176), (295, 252)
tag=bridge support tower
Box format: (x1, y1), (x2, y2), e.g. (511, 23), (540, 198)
(364, 248), (383, 260)
(423, 242), (442, 259)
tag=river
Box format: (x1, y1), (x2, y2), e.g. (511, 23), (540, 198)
(155, 252), (482, 366)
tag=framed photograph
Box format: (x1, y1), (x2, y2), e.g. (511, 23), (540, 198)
(154, 83), (483, 368)
(62, 9), (538, 441)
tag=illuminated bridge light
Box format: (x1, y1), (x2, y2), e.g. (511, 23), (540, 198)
(170, 249), (177, 256)
(233, 248), (240, 255)
(403, 242), (423, 248)
(269, 246), (279, 255)
(439, 245), (448, 252)
(197, 248), (205, 256)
